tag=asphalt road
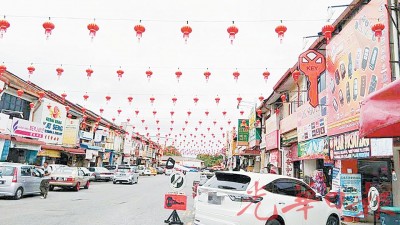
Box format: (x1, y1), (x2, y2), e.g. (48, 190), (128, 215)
(0, 172), (198, 225)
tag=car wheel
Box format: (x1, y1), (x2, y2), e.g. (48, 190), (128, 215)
(84, 181), (90, 189)
(106, 179), (110, 182)
(13, 187), (23, 200)
(326, 215), (339, 225)
(74, 182), (80, 192)
(266, 219), (282, 225)
(49, 185), (54, 191)
(113, 181), (116, 184)
(130, 180), (134, 185)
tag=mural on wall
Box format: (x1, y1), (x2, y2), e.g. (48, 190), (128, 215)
(326, 0), (391, 136)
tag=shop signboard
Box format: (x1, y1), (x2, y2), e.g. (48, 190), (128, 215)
(329, 130), (370, 159)
(265, 130), (279, 150)
(283, 146), (294, 177)
(79, 131), (93, 140)
(326, 0), (392, 136)
(0, 113), (11, 134)
(62, 118), (80, 146)
(35, 99), (66, 145)
(340, 174), (364, 218)
(94, 129), (103, 143)
(331, 167), (341, 192)
(298, 137), (329, 159)
(248, 109), (257, 147)
(11, 118), (44, 139)
(370, 138), (393, 156)
(297, 91), (327, 142)
(237, 119), (249, 146)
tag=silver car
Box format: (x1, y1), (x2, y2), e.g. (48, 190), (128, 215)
(88, 167), (113, 181)
(49, 167), (90, 191)
(113, 166), (139, 185)
(0, 163), (44, 200)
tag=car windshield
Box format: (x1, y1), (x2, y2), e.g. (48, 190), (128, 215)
(203, 172), (251, 191)
(98, 168), (109, 172)
(55, 167), (74, 174)
(105, 166), (116, 170)
(0, 166), (15, 176)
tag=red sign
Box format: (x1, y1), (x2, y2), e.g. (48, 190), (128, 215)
(299, 49), (326, 108)
(164, 193), (187, 211)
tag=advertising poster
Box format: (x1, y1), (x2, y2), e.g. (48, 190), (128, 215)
(298, 137), (329, 159)
(331, 167), (341, 192)
(340, 174), (364, 218)
(62, 118), (80, 146)
(329, 130), (370, 159)
(39, 99), (67, 144)
(12, 118), (44, 139)
(326, 0), (391, 136)
(237, 119), (249, 146)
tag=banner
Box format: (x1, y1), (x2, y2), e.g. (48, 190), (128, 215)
(12, 118), (44, 139)
(237, 119), (249, 146)
(329, 130), (370, 159)
(326, 0), (392, 135)
(370, 138), (393, 156)
(340, 174), (364, 218)
(331, 167), (341, 192)
(298, 137), (329, 159)
(62, 118), (80, 146)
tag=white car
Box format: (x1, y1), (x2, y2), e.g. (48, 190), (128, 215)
(194, 171), (340, 225)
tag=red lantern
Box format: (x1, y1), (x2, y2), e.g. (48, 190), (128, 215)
(47, 103), (51, 110)
(215, 96), (220, 105)
(263, 70), (270, 82)
(322, 25), (335, 44)
(237, 96), (242, 105)
(116, 69), (124, 81)
(185, 120), (188, 125)
(65, 105), (70, 112)
(156, 120), (160, 124)
(207, 127), (211, 132)
(17, 89), (24, 98)
(83, 93), (89, 101)
(281, 94), (287, 103)
(193, 97), (199, 105)
(228, 120), (231, 125)
(275, 108), (280, 115)
(135, 110), (139, 116)
(96, 116), (101, 122)
(292, 70), (300, 83)
(42, 20), (55, 39)
(227, 24), (239, 44)
(134, 24), (146, 41)
(233, 70), (240, 82)
(181, 25), (192, 43)
(182, 128), (186, 131)
(275, 25), (287, 43)
(205, 110), (209, 117)
(0, 19), (10, 38)
(86, 68), (94, 79)
(141, 119), (145, 124)
(112, 117), (116, 122)
(187, 111), (192, 117)
(175, 70), (182, 82)
(99, 108), (104, 114)
(222, 111), (227, 117)
(127, 96), (133, 104)
(204, 70), (211, 82)
(145, 126), (148, 130)
(259, 95), (264, 102)
(150, 96), (155, 105)
(171, 120), (174, 124)
(170, 111), (175, 117)
(61, 92), (67, 102)
(67, 113), (72, 119)
(102, 96), (110, 104)
(240, 110), (244, 116)
(87, 22), (99, 40)
(81, 107), (86, 114)
(371, 23), (385, 42)
(29, 102), (35, 109)
(127, 118), (130, 123)
(213, 121), (217, 126)
(172, 96), (177, 105)
(256, 109), (262, 117)
(152, 110), (157, 117)
(146, 70), (153, 81)
(117, 109), (122, 115)
(0, 63), (6, 76)
(27, 65), (35, 78)
(56, 66), (64, 79)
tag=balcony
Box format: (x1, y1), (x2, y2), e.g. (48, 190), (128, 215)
(280, 111), (297, 134)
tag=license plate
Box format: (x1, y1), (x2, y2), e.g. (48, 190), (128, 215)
(208, 192), (223, 205)
(0, 180), (4, 184)
(56, 177), (64, 181)
(120, 173), (125, 176)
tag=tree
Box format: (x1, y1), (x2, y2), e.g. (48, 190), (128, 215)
(164, 146), (181, 156)
(197, 154), (223, 167)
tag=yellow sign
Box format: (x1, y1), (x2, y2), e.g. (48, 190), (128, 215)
(38, 149), (61, 158)
(62, 118), (80, 146)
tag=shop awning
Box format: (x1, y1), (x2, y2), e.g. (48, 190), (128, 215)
(240, 149), (261, 156)
(12, 136), (46, 146)
(105, 149), (114, 152)
(0, 134), (11, 140)
(38, 149), (61, 158)
(80, 143), (102, 150)
(41, 145), (64, 151)
(64, 148), (86, 155)
(359, 79), (400, 138)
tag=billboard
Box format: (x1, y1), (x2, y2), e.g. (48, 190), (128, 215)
(62, 118), (80, 146)
(37, 99), (67, 144)
(237, 119), (249, 146)
(326, 0), (391, 135)
(298, 137), (329, 160)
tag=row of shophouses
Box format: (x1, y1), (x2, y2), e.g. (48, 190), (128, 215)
(226, 0), (400, 221)
(0, 71), (162, 168)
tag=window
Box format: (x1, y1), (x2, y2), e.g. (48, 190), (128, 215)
(0, 93), (31, 120)
(318, 72), (326, 93)
(265, 178), (297, 197)
(0, 166), (15, 176)
(295, 181), (316, 199)
(78, 170), (84, 176)
(21, 167), (31, 176)
(204, 172), (251, 191)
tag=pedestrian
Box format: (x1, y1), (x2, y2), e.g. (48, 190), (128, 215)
(40, 162), (51, 199)
(43, 162), (51, 176)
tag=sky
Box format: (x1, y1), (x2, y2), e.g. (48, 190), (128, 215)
(0, 0), (352, 156)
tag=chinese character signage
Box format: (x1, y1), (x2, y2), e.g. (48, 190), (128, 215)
(62, 118), (79, 146)
(237, 119), (249, 146)
(329, 130), (370, 159)
(37, 99), (66, 144)
(298, 137), (329, 160)
(326, 0), (391, 135)
(340, 174), (364, 218)
(12, 117), (44, 139)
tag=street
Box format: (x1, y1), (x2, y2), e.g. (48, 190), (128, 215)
(0, 173), (198, 225)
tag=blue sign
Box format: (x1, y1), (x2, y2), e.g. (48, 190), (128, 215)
(340, 174), (364, 218)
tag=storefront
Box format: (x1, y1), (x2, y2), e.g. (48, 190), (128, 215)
(7, 136), (45, 164)
(0, 134), (11, 162)
(37, 145), (63, 165)
(81, 143), (102, 167)
(62, 147), (86, 166)
(265, 130), (280, 174)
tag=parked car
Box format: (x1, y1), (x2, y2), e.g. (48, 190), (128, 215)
(194, 171), (340, 225)
(78, 167), (95, 181)
(47, 164), (68, 174)
(113, 165), (139, 185)
(143, 167), (157, 176)
(165, 168), (173, 176)
(155, 167), (164, 174)
(0, 163), (45, 200)
(88, 167), (113, 181)
(104, 165), (117, 173)
(49, 167), (90, 191)
(137, 165), (145, 176)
